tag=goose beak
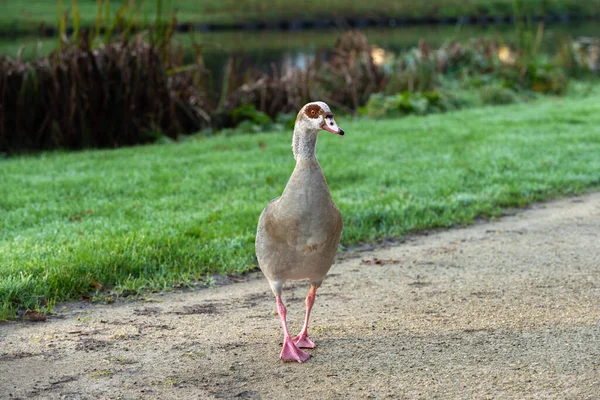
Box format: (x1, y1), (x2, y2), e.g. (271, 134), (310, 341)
(321, 115), (344, 136)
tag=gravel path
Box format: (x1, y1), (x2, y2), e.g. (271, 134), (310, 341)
(1, 193), (599, 399)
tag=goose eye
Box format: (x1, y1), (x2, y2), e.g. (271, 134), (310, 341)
(310, 110), (316, 116)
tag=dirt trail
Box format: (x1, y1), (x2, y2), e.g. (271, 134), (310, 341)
(1, 193), (600, 399)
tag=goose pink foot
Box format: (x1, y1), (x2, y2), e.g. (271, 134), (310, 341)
(280, 338), (311, 363)
(292, 331), (315, 349)
(293, 285), (317, 348)
(276, 295), (311, 363)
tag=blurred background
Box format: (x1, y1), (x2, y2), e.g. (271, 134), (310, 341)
(2, 0), (600, 152)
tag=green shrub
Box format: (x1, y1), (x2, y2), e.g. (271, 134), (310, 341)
(0, 37), (210, 153)
(479, 84), (519, 105)
(360, 90), (471, 118)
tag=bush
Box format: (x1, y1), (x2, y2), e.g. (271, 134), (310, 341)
(479, 84), (519, 105)
(0, 36), (211, 153)
(360, 90), (472, 118)
(316, 31), (387, 109)
(225, 31), (386, 119)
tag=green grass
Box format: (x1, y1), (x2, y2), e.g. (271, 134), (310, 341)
(2, 0), (600, 34)
(2, 91), (600, 319)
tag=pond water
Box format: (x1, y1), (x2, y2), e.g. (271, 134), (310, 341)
(188, 21), (600, 87)
(3, 20), (600, 75)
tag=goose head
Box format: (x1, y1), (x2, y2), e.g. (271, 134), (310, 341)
(295, 102), (344, 136)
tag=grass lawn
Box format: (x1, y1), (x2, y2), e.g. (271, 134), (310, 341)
(3, 0), (600, 34)
(2, 91), (600, 319)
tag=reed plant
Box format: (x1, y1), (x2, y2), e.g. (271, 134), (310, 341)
(0, 0), (210, 153)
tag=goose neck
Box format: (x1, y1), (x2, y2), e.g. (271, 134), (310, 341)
(292, 126), (318, 161)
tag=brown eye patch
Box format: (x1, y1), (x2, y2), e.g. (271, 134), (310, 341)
(304, 104), (322, 119)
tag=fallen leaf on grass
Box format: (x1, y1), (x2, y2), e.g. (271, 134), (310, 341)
(23, 310), (46, 322)
(90, 280), (105, 291)
(227, 274), (247, 282)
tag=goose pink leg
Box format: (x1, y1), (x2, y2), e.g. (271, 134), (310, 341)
(293, 285), (317, 349)
(276, 295), (311, 363)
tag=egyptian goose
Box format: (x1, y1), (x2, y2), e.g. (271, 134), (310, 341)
(255, 101), (344, 363)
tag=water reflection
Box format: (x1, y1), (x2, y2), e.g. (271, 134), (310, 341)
(196, 21), (600, 72)
(3, 21), (600, 72)
(281, 52), (314, 70)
